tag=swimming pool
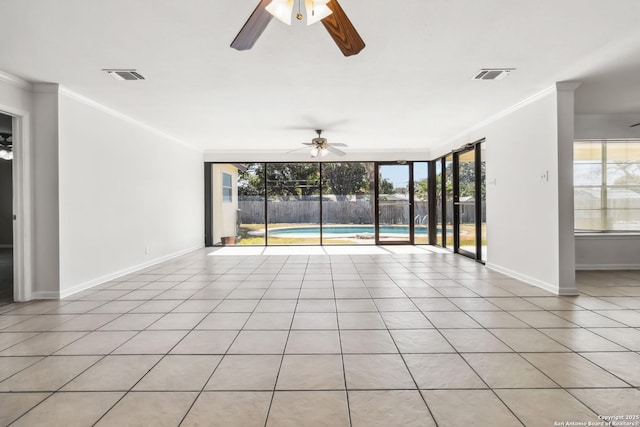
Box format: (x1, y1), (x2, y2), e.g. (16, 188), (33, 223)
(266, 225), (429, 237)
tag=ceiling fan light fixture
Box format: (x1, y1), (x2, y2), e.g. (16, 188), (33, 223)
(304, 0), (333, 25)
(320, 147), (329, 157)
(0, 149), (12, 161)
(266, 0), (294, 25)
(310, 147), (319, 157)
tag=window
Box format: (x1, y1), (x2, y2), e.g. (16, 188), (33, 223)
(222, 172), (233, 203)
(574, 140), (640, 232)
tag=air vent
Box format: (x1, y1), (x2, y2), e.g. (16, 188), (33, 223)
(103, 69), (145, 81)
(473, 68), (515, 80)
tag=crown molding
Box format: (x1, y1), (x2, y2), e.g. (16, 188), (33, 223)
(430, 85), (557, 158)
(59, 87), (202, 152)
(0, 70), (32, 90)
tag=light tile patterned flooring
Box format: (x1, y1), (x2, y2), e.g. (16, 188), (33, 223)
(0, 247), (639, 426)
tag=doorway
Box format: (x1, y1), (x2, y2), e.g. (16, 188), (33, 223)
(452, 140), (486, 261)
(0, 112), (13, 302)
(375, 163), (413, 244)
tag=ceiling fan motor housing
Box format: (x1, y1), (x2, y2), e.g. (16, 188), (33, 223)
(312, 137), (327, 147)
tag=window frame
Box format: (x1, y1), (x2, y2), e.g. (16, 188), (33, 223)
(574, 139), (640, 233)
(222, 172), (233, 203)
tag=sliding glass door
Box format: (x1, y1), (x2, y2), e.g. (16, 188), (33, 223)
(452, 141), (486, 261)
(454, 148), (477, 257)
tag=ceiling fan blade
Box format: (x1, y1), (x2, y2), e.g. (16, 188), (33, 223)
(231, 0), (273, 51)
(330, 143), (348, 147)
(327, 145), (347, 156)
(302, 142), (314, 146)
(321, 0), (365, 57)
(631, 122), (640, 127)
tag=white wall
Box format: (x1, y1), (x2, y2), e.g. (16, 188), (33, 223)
(0, 75), (62, 299)
(57, 90), (204, 296)
(433, 87), (577, 294)
(211, 164), (239, 244)
(575, 114), (640, 140)
(576, 234), (640, 270)
(31, 84), (61, 298)
(574, 113), (640, 269)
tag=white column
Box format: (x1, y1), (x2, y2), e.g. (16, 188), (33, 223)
(556, 82), (581, 295)
(31, 83), (61, 298)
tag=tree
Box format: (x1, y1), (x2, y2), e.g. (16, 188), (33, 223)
(611, 163), (640, 186)
(414, 178), (428, 201)
(322, 163), (368, 201)
(379, 177), (395, 194)
(266, 163), (319, 199)
(238, 163), (264, 197)
(237, 163), (320, 200)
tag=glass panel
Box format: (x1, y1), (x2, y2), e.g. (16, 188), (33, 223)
(457, 149), (476, 255)
(413, 162), (429, 244)
(237, 163), (266, 245)
(606, 141), (640, 162)
(606, 187), (640, 209)
(377, 164), (411, 243)
(267, 163), (320, 245)
(575, 210), (604, 231)
(574, 141), (602, 162)
(321, 162), (375, 245)
(574, 163), (602, 186)
(606, 208), (640, 231)
(222, 173), (232, 187)
(480, 142), (487, 260)
(606, 142), (640, 186)
(574, 187), (602, 210)
(445, 155), (454, 247)
(435, 160), (443, 246)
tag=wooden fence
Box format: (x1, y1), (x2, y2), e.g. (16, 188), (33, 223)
(239, 200), (431, 225)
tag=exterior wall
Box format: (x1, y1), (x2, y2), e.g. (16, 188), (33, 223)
(212, 164), (239, 244)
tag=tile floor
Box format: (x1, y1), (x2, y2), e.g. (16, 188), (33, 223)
(0, 247), (639, 426)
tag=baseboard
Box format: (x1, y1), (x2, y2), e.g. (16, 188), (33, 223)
(485, 262), (578, 296)
(576, 264), (640, 271)
(30, 290), (60, 299)
(59, 245), (204, 299)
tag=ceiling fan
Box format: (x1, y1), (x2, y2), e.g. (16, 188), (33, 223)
(231, 0), (365, 57)
(289, 129), (347, 157)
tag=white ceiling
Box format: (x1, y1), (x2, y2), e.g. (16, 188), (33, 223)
(1, 0), (640, 155)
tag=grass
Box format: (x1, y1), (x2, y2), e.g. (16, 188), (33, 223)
(237, 224), (358, 245)
(234, 223), (486, 246)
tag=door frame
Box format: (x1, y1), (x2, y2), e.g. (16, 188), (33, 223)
(374, 162), (414, 245)
(452, 140), (484, 262)
(0, 106), (33, 302)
